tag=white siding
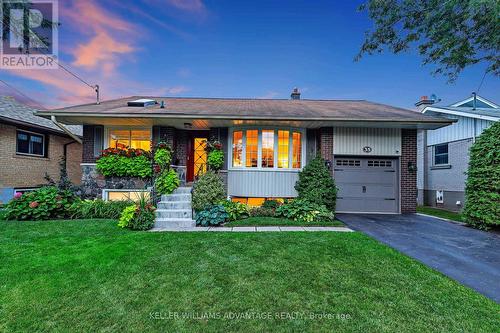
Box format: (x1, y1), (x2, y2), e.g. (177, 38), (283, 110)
(228, 170), (299, 197)
(427, 115), (494, 146)
(333, 128), (401, 156)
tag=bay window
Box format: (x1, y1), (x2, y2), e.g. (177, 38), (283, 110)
(230, 128), (304, 170)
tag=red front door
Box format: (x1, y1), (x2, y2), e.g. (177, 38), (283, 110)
(186, 134), (208, 182)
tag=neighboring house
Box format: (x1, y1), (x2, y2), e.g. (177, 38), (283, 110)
(36, 90), (453, 214)
(0, 96), (83, 205)
(416, 94), (499, 211)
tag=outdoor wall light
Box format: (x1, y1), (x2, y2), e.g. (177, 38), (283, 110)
(407, 161), (417, 173)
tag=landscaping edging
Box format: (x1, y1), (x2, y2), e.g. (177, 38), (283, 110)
(150, 226), (354, 232)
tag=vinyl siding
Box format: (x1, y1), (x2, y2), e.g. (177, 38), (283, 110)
(333, 127), (401, 156)
(426, 115), (494, 145)
(228, 170), (299, 197)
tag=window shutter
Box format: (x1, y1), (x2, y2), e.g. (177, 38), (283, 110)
(93, 126), (104, 157)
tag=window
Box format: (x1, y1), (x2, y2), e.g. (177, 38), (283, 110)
(105, 190), (150, 201)
(246, 130), (258, 167)
(16, 130), (45, 156)
(368, 160), (392, 167)
(278, 130), (289, 168)
(261, 130), (275, 168)
(232, 131), (243, 167)
(434, 144), (449, 165)
(107, 129), (151, 151)
(336, 159), (361, 167)
(292, 132), (302, 168)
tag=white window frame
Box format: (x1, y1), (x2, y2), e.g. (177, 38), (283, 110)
(433, 143), (449, 166)
(102, 188), (151, 201)
(16, 129), (46, 157)
(228, 127), (306, 171)
(104, 126), (152, 150)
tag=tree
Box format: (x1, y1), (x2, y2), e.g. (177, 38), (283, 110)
(463, 121), (500, 230)
(356, 0), (499, 82)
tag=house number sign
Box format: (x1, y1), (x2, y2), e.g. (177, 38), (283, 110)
(363, 146), (372, 153)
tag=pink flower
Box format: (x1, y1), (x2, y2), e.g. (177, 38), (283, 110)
(14, 192), (22, 199)
(29, 201), (39, 209)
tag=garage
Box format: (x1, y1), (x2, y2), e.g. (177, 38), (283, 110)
(334, 157), (399, 213)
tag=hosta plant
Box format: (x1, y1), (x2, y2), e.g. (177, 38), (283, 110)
(276, 199), (333, 223)
(195, 205), (229, 227)
(220, 200), (249, 221)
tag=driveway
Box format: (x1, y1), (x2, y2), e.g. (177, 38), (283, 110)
(337, 213), (500, 303)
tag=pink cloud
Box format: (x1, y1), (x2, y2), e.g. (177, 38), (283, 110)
(165, 0), (206, 12)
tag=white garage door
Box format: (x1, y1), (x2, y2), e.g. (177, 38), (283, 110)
(334, 157), (399, 213)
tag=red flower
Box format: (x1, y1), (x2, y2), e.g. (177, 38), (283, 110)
(29, 201), (39, 209)
(153, 165), (161, 173)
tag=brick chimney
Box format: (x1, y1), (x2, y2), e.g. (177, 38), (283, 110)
(415, 95), (435, 111)
(290, 87), (301, 100)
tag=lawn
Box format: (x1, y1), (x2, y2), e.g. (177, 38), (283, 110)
(224, 217), (344, 227)
(1, 220), (499, 332)
(417, 206), (464, 223)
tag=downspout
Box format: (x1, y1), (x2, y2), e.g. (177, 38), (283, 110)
(51, 115), (82, 144)
(63, 140), (77, 170)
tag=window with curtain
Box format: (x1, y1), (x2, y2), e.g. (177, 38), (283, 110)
(292, 132), (302, 168)
(278, 130), (289, 168)
(232, 131), (243, 167)
(261, 130), (274, 168)
(108, 129), (151, 151)
(246, 130), (258, 167)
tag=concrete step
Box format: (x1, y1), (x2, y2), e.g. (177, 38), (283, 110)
(173, 187), (192, 194)
(156, 209), (192, 219)
(161, 193), (191, 202)
(157, 201), (191, 210)
(155, 218), (196, 228)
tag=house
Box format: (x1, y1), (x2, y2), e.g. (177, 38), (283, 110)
(0, 96), (83, 205)
(35, 90), (453, 214)
(416, 94), (499, 211)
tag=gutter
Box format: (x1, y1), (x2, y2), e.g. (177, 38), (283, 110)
(51, 115), (82, 144)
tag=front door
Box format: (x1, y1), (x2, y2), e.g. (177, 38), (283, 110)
(187, 134), (208, 182)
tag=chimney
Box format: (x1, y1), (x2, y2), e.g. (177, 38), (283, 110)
(290, 87), (301, 100)
(415, 95), (435, 111)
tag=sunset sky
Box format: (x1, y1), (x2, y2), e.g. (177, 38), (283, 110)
(1, 0), (498, 109)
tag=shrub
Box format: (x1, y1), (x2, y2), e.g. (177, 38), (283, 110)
(276, 199), (333, 223)
(153, 143), (172, 167)
(3, 186), (78, 221)
(69, 199), (131, 219)
(262, 199), (281, 209)
(207, 150), (224, 171)
(295, 156), (337, 211)
(192, 171), (226, 212)
(196, 205), (228, 227)
(118, 195), (156, 230)
(221, 200), (249, 221)
(155, 169), (180, 195)
(463, 122), (500, 230)
(249, 207), (276, 217)
(97, 148), (152, 178)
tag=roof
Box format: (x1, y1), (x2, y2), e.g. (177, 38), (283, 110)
(422, 95), (499, 122)
(36, 96), (453, 129)
(0, 96), (82, 136)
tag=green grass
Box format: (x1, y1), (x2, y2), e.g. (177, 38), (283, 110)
(1, 219), (499, 332)
(417, 206), (464, 223)
(225, 217), (344, 227)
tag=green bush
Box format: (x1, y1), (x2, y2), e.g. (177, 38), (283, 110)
(249, 207), (276, 217)
(207, 150), (224, 171)
(118, 195), (156, 231)
(220, 200), (249, 221)
(155, 169), (180, 195)
(276, 199), (333, 223)
(196, 205), (228, 227)
(295, 156), (337, 211)
(262, 199), (281, 209)
(96, 148), (152, 178)
(3, 186), (78, 221)
(192, 171), (226, 212)
(69, 199), (131, 219)
(153, 144), (172, 167)
(463, 122), (500, 229)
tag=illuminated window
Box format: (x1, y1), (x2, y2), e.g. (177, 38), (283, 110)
(108, 129), (151, 151)
(278, 130), (289, 168)
(292, 132), (302, 168)
(232, 131), (243, 167)
(106, 190), (150, 201)
(261, 130), (274, 168)
(246, 130), (258, 167)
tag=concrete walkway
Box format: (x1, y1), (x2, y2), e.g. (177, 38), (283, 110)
(151, 226), (353, 232)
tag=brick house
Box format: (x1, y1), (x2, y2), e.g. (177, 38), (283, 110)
(0, 96), (82, 204)
(36, 90), (453, 214)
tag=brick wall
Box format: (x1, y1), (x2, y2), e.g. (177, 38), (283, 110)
(82, 125), (96, 163)
(401, 129), (417, 213)
(174, 129), (189, 166)
(0, 122), (82, 189)
(319, 127), (333, 175)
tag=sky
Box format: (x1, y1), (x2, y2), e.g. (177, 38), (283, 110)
(0, 0), (498, 109)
